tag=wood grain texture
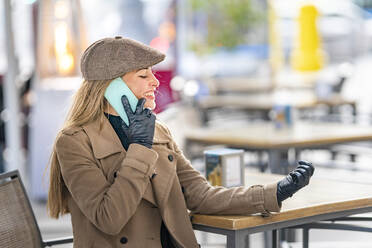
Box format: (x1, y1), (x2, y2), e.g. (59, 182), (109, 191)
(192, 173), (372, 230)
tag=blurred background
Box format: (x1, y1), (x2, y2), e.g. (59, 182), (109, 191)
(3, 0), (372, 247)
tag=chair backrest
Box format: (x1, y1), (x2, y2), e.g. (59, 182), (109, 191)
(0, 170), (43, 248)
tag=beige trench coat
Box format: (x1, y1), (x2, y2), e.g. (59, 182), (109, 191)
(55, 117), (280, 248)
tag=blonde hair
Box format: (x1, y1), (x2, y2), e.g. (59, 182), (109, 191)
(47, 79), (112, 218)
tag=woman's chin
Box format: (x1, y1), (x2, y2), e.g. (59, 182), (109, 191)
(144, 101), (156, 110)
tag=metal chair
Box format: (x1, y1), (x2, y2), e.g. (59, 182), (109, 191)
(0, 170), (73, 247)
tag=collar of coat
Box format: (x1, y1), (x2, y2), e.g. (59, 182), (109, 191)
(81, 116), (172, 159)
(78, 116), (176, 209)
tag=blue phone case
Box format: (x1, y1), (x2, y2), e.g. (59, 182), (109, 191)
(104, 77), (138, 126)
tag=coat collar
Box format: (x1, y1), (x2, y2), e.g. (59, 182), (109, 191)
(82, 115), (176, 209)
(82, 116), (172, 159)
(82, 117), (123, 159)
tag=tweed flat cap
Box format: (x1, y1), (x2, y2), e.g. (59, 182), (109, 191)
(80, 36), (166, 81)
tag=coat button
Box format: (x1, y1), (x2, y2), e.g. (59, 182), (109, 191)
(168, 154), (173, 162)
(120, 237), (128, 244)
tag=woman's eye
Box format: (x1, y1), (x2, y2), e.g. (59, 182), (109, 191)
(139, 75), (147, 79)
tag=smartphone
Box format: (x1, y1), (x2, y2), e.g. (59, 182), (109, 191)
(104, 77), (138, 126)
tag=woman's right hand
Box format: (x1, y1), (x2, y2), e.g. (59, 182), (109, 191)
(276, 160), (314, 204)
(121, 95), (156, 149)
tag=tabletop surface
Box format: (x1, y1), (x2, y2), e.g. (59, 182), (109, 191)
(198, 93), (355, 110)
(185, 121), (372, 149)
(192, 172), (372, 230)
(209, 77), (316, 93)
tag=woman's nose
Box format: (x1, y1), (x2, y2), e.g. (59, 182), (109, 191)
(150, 73), (159, 88)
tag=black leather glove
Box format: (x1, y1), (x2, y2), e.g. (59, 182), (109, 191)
(121, 95), (156, 149)
(276, 160), (315, 204)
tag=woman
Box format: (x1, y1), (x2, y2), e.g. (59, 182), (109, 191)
(47, 36), (314, 248)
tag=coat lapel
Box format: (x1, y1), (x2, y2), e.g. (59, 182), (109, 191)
(82, 117), (176, 208)
(151, 123), (177, 212)
(82, 117), (123, 159)
(151, 152), (176, 210)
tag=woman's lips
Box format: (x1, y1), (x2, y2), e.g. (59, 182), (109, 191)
(145, 95), (155, 100)
(144, 92), (155, 100)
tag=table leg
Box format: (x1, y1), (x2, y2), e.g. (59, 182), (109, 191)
(200, 109), (209, 126)
(284, 228), (296, 242)
(263, 110), (271, 121)
(257, 151), (267, 172)
(351, 102), (357, 123)
(302, 228), (309, 248)
(272, 229), (280, 248)
(268, 149), (290, 174)
(226, 230), (249, 248)
(294, 148), (301, 164)
(264, 231), (272, 248)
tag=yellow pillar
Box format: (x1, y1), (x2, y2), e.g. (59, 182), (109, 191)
(291, 4), (325, 71)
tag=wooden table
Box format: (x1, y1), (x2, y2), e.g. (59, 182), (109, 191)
(207, 77), (315, 95)
(196, 93), (356, 124)
(185, 121), (372, 173)
(197, 91), (356, 124)
(192, 172), (372, 248)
